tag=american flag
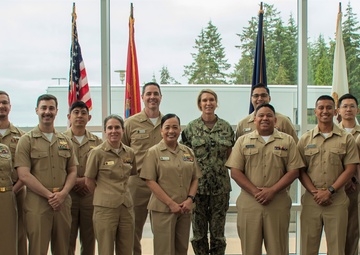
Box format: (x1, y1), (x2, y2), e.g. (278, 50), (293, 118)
(68, 3), (92, 110)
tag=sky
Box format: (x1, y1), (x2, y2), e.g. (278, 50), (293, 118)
(1, 0), (359, 126)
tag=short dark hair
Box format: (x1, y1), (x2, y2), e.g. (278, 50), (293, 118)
(36, 94), (58, 108)
(315, 95), (334, 107)
(251, 83), (270, 95)
(338, 93), (358, 108)
(69, 101), (89, 114)
(103, 114), (124, 131)
(161, 113), (180, 128)
(0, 90), (10, 103)
(255, 103), (276, 116)
(142, 82), (162, 96)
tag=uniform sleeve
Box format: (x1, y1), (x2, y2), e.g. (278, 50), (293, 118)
(122, 119), (132, 146)
(139, 148), (158, 181)
(286, 137), (305, 171)
(180, 126), (192, 148)
(84, 148), (100, 179)
(225, 137), (245, 171)
(344, 134), (360, 165)
(235, 121), (244, 140)
(14, 134), (31, 168)
(281, 117), (298, 143)
(66, 138), (79, 168)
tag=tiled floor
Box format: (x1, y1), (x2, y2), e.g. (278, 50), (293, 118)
(64, 212), (331, 255)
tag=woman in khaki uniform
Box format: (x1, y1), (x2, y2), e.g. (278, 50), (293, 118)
(85, 114), (137, 255)
(140, 114), (202, 255)
(0, 143), (17, 254)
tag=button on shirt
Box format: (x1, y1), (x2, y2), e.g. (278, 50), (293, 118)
(140, 140), (202, 213)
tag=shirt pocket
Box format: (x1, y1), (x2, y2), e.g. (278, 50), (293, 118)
(30, 150), (49, 171)
(304, 148), (320, 167)
(191, 138), (208, 158)
(243, 148), (259, 168)
(329, 148), (346, 166)
(272, 150), (288, 173)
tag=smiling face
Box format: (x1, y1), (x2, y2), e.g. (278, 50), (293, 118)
(36, 99), (58, 127)
(251, 87), (271, 110)
(104, 118), (124, 147)
(315, 99), (335, 125)
(161, 116), (181, 146)
(0, 93), (11, 120)
(142, 84), (162, 111)
(199, 92), (217, 115)
(254, 105), (277, 136)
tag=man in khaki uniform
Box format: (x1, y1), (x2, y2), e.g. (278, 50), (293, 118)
(0, 90), (26, 255)
(0, 143), (17, 254)
(226, 103), (303, 255)
(236, 83), (298, 143)
(15, 94), (78, 255)
(298, 95), (359, 255)
(336, 93), (360, 255)
(64, 101), (102, 255)
(122, 82), (163, 255)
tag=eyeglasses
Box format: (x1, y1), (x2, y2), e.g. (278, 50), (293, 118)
(252, 93), (269, 99)
(0, 100), (9, 105)
(340, 104), (357, 109)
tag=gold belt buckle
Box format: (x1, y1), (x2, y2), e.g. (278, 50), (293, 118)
(52, 188), (60, 192)
(0, 187), (5, 192)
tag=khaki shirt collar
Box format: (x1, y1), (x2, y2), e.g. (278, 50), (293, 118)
(249, 128), (282, 143)
(338, 122), (360, 136)
(64, 129), (96, 144)
(313, 124), (342, 138)
(138, 109), (163, 126)
(158, 139), (186, 153)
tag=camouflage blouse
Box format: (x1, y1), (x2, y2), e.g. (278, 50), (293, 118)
(181, 116), (234, 195)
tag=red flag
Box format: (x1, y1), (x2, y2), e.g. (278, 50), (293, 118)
(68, 3), (92, 110)
(124, 3), (141, 118)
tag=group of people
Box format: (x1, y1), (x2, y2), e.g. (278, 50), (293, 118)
(0, 81), (360, 255)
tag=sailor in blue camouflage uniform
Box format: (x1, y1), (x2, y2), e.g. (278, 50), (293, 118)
(181, 89), (234, 255)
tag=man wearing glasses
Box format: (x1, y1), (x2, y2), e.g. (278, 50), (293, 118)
(235, 83), (298, 142)
(337, 93), (360, 255)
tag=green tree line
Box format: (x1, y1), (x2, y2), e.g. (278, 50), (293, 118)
(156, 2), (360, 100)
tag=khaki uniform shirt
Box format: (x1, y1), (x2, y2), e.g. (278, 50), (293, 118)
(0, 144), (12, 187)
(0, 123), (24, 181)
(14, 126), (78, 189)
(85, 141), (137, 208)
(139, 140), (202, 213)
(297, 124), (359, 193)
(63, 129), (102, 177)
(338, 122), (360, 140)
(226, 129), (304, 187)
(236, 112), (298, 143)
(122, 109), (163, 173)
(181, 116), (234, 195)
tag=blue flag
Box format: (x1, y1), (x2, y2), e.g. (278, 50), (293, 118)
(250, 4), (267, 113)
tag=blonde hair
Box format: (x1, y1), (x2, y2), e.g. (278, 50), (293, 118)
(197, 89), (218, 111)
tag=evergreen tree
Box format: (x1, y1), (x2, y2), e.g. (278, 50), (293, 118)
(184, 21), (230, 84)
(309, 35), (332, 85)
(159, 66), (180, 84)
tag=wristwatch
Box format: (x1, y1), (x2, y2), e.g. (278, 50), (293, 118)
(187, 195), (195, 203)
(328, 186), (336, 195)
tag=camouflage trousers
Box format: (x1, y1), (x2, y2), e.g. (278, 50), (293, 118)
(191, 193), (230, 255)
